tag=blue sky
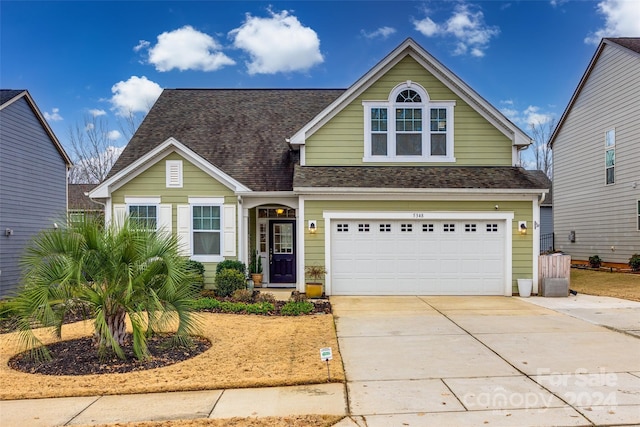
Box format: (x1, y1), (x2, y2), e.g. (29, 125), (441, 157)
(2, 0), (640, 167)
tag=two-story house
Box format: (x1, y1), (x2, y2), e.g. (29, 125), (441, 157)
(0, 90), (72, 298)
(91, 39), (549, 296)
(549, 38), (639, 267)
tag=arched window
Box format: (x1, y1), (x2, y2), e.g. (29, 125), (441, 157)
(363, 82), (455, 162)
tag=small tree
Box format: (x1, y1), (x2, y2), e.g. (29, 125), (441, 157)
(527, 118), (555, 179)
(11, 217), (200, 362)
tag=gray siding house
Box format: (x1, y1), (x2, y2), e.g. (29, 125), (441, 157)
(550, 38), (640, 265)
(0, 90), (72, 297)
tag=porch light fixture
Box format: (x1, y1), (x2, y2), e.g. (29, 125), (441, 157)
(518, 221), (527, 235)
(308, 220), (317, 234)
(275, 208), (285, 215)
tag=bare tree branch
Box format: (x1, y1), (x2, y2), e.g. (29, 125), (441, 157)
(526, 118), (555, 179)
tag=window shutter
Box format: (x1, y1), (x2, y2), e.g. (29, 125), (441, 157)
(223, 204), (236, 257)
(166, 160), (183, 188)
(158, 204), (172, 234)
(176, 205), (191, 256)
(113, 204), (126, 228)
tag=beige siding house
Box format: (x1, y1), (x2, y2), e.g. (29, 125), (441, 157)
(91, 39), (549, 296)
(550, 38), (640, 265)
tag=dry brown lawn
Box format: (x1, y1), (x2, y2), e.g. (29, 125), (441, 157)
(570, 268), (640, 301)
(0, 313), (344, 400)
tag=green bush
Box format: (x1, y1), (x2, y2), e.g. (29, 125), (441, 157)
(215, 269), (247, 297)
(589, 255), (602, 268)
(215, 260), (246, 276)
(281, 301), (314, 316)
(192, 298), (273, 314)
(0, 300), (16, 320)
(629, 254), (640, 272)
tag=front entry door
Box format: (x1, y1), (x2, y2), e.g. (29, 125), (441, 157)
(269, 220), (296, 283)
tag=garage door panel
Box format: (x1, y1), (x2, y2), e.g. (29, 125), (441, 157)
(331, 218), (507, 296)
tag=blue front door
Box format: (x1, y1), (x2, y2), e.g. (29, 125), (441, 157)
(269, 220), (296, 283)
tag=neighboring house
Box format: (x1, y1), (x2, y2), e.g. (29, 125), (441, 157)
(539, 180), (554, 254)
(68, 184), (105, 225)
(0, 90), (72, 298)
(91, 39), (549, 296)
(549, 38), (639, 266)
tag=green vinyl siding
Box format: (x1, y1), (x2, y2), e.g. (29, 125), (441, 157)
(111, 152), (237, 288)
(304, 56), (512, 166)
(303, 199), (533, 294)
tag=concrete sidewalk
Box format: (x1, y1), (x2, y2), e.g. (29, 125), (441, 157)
(0, 383), (347, 426)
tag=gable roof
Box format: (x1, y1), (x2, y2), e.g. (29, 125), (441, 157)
(294, 165), (549, 193)
(107, 89), (343, 192)
(549, 37), (640, 147)
(289, 38), (531, 149)
(0, 89), (73, 166)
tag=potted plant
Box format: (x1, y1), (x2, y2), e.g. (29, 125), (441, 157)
(305, 265), (327, 299)
(249, 249), (263, 288)
(589, 255), (602, 269)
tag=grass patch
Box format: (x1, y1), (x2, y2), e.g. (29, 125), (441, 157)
(571, 268), (640, 301)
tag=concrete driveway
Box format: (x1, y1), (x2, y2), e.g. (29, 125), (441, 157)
(332, 296), (640, 426)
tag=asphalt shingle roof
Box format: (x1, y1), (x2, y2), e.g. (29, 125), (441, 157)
(294, 166), (550, 191)
(108, 89), (345, 191)
(68, 184), (104, 210)
(607, 37), (640, 54)
(0, 89), (25, 106)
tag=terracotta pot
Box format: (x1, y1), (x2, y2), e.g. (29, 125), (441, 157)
(251, 273), (263, 288)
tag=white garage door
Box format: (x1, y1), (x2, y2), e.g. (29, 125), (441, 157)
(331, 219), (506, 295)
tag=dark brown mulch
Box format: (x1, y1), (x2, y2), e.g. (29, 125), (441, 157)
(8, 334), (211, 376)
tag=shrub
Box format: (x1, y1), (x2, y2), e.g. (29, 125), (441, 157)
(588, 255), (602, 268)
(215, 260), (246, 276)
(215, 269), (246, 297)
(232, 289), (254, 303)
(255, 292), (276, 303)
(192, 298), (273, 314)
(281, 300), (314, 316)
(629, 254), (640, 272)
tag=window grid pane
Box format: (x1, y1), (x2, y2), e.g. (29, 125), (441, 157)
(129, 205), (157, 230)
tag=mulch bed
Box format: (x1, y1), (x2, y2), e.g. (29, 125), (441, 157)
(8, 334), (211, 376)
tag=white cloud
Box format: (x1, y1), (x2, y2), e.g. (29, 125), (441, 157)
(230, 9), (323, 75)
(413, 3), (499, 57)
(88, 109), (106, 117)
(145, 25), (235, 72)
(134, 40), (150, 52)
(107, 130), (122, 141)
(501, 104), (554, 127)
(361, 26), (397, 39)
(585, 0), (640, 44)
(44, 107), (63, 121)
(110, 76), (163, 116)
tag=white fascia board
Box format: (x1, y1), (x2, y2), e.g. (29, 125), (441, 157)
(294, 187), (547, 196)
(300, 192), (544, 203)
(90, 137), (251, 198)
(236, 191), (296, 197)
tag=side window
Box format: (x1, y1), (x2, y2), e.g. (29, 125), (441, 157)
(605, 129), (615, 185)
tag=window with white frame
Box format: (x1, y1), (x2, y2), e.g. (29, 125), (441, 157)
(192, 205), (221, 256)
(363, 82), (455, 162)
(129, 205), (157, 230)
(605, 129), (615, 185)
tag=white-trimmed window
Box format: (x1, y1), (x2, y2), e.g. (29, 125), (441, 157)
(363, 82), (455, 162)
(192, 205), (221, 257)
(178, 197), (235, 262)
(605, 129), (615, 185)
(166, 160), (183, 188)
(129, 205), (157, 230)
(116, 197), (170, 232)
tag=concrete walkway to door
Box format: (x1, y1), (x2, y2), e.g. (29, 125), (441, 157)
(332, 296), (640, 426)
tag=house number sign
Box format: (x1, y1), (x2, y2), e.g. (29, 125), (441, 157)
(412, 213), (425, 218)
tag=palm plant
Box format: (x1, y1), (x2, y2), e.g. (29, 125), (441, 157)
(11, 216), (201, 362)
